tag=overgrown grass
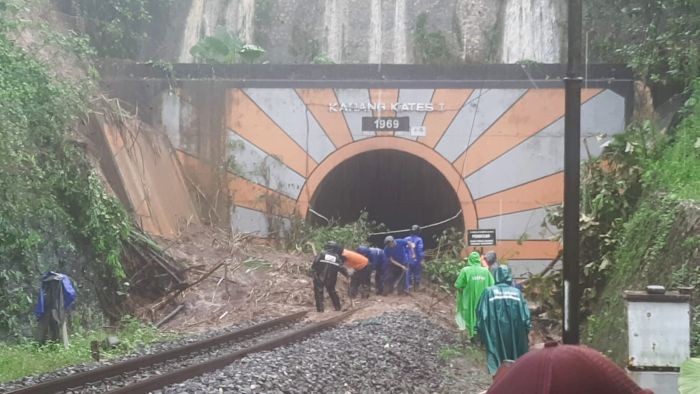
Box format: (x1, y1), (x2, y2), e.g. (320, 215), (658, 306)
(644, 80), (700, 200)
(439, 344), (487, 365)
(583, 195), (698, 362)
(0, 316), (175, 382)
(573, 80), (700, 363)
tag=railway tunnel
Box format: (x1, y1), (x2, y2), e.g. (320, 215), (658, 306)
(309, 149), (464, 248)
(103, 63), (633, 276)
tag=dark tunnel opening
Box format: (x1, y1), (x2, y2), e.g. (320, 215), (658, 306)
(309, 150), (464, 249)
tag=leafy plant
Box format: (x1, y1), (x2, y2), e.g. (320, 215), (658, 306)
(584, 0), (700, 87)
(67, 0), (173, 59)
(189, 28), (265, 64)
(312, 54), (335, 64)
(284, 211), (384, 254)
(538, 121), (663, 318)
(680, 358), (700, 394)
(424, 228), (467, 289)
(0, 30), (130, 338)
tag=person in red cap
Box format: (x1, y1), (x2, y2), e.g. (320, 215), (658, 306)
(486, 342), (654, 394)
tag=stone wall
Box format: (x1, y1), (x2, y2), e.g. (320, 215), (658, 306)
(152, 0), (523, 64)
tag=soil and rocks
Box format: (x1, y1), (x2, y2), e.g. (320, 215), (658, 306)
(161, 310), (491, 394)
(1, 226), (494, 393)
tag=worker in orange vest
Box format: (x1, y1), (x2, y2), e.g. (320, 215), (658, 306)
(341, 247), (370, 299)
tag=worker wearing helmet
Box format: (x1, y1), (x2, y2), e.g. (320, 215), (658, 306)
(310, 241), (349, 312)
(356, 245), (387, 295)
(404, 224), (425, 291)
(383, 235), (414, 295)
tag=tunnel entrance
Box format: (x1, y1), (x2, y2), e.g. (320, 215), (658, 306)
(309, 149), (464, 248)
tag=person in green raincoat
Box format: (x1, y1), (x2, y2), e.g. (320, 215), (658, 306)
(454, 252), (494, 337)
(476, 265), (531, 375)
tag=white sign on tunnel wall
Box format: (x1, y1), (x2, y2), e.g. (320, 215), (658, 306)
(467, 229), (497, 246)
(328, 102), (446, 112)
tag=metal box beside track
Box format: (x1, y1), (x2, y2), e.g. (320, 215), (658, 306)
(624, 290), (690, 368)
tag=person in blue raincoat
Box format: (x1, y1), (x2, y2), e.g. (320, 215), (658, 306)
(35, 271), (77, 320)
(356, 245), (387, 295)
(404, 225), (424, 291)
(35, 271), (77, 345)
(475, 265), (531, 375)
(383, 235), (414, 295)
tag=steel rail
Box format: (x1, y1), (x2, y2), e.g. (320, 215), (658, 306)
(108, 309), (358, 394)
(8, 311), (307, 394)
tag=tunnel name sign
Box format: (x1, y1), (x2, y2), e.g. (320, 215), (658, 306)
(328, 102), (446, 112)
(467, 229), (497, 246)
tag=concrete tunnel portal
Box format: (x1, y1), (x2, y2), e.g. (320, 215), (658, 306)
(308, 149), (464, 249)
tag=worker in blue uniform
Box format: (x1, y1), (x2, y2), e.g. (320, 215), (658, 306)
(383, 235), (414, 295)
(356, 245), (387, 295)
(404, 224), (424, 291)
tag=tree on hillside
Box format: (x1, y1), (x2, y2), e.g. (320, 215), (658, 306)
(584, 0), (699, 88)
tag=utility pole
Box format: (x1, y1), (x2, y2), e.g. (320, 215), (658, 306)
(563, 0), (583, 344)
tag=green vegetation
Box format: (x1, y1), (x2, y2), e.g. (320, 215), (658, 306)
(680, 358), (700, 394)
(583, 197), (680, 360)
(643, 83), (700, 200)
(285, 211), (384, 253)
(0, 316), (175, 382)
(439, 344), (486, 364)
(0, 8), (130, 338)
(576, 82), (700, 362)
(584, 0), (700, 87)
(413, 12), (458, 65)
(190, 28), (265, 64)
(424, 228), (467, 290)
(67, 0), (173, 59)
(312, 54), (335, 64)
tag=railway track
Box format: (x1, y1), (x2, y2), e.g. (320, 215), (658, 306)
(8, 310), (357, 394)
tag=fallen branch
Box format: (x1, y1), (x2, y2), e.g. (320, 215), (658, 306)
(152, 260), (226, 311)
(537, 250), (564, 277)
(155, 304), (184, 328)
(211, 276), (225, 302)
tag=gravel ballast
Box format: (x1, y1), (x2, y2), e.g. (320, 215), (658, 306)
(0, 316), (295, 393)
(161, 310), (490, 394)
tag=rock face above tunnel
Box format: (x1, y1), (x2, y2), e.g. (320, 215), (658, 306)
(144, 0), (565, 64)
